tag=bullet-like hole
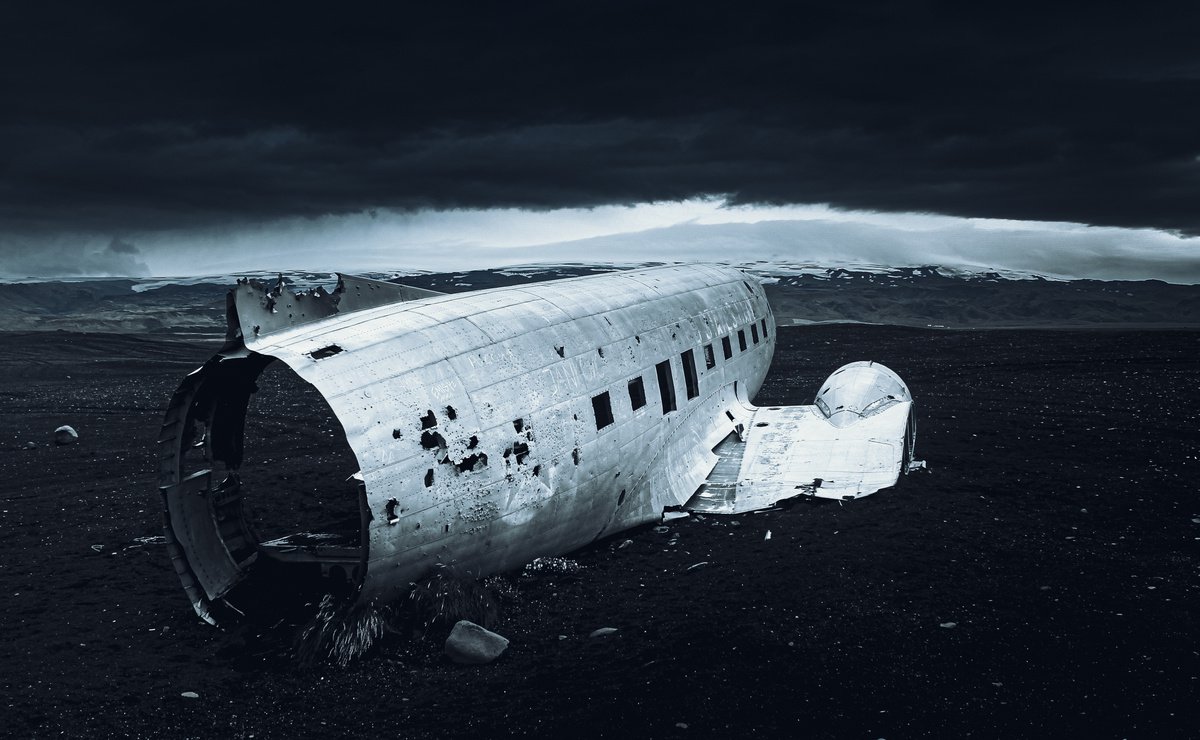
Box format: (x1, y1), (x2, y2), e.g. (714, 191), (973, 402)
(309, 344), (343, 360)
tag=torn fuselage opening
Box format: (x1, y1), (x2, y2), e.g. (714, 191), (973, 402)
(161, 350), (367, 624)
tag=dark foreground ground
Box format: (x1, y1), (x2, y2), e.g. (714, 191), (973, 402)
(1, 326), (1197, 738)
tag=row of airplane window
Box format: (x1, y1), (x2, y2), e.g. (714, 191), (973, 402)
(591, 317), (769, 431)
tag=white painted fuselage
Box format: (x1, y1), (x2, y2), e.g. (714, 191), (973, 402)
(160, 265), (785, 618)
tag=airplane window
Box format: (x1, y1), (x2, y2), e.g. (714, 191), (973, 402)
(655, 360), (677, 413)
(760, 318), (768, 338)
(703, 343), (715, 369)
(751, 324), (759, 344)
(681, 349), (699, 400)
(628, 377), (646, 410)
(592, 391), (614, 429)
(721, 336), (732, 360)
(738, 330), (747, 352)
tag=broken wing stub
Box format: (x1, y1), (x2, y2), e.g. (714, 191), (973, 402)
(686, 361), (918, 514)
(226, 273), (444, 346)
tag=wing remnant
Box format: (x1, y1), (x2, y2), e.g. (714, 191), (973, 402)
(686, 362), (916, 513)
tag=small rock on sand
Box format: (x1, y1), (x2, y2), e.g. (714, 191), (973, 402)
(589, 627), (619, 638)
(180, 691), (199, 699)
(54, 425), (79, 445)
(445, 620), (509, 665)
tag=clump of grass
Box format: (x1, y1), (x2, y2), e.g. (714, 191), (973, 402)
(404, 565), (500, 637)
(294, 594), (391, 667)
(293, 566), (508, 665)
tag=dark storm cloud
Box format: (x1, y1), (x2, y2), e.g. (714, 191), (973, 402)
(3, 235), (150, 277)
(1, 1), (1198, 236)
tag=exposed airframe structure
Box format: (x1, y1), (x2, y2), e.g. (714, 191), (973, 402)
(157, 265), (916, 624)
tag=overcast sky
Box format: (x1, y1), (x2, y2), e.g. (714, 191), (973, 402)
(2, 2), (1198, 280)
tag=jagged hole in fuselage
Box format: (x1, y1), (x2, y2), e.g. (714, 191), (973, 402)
(225, 359), (366, 617)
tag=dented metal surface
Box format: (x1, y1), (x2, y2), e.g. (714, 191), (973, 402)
(157, 265), (917, 623)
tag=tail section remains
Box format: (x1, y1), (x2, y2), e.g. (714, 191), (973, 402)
(686, 362), (916, 513)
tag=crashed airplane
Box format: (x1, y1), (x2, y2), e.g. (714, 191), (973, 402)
(158, 265), (916, 624)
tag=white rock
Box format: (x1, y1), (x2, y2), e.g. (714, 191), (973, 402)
(53, 425), (79, 445)
(444, 620), (509, 665)
(180, 691), (199, 699)
(589, 627), (619, 638)
(939, 622), (957, 629)
(764, 530), (772, 541)
(662, 511), (690, 522)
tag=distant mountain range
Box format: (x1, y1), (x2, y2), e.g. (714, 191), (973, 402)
(2, 262), (1197, 334)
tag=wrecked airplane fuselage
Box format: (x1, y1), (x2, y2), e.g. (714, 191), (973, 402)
(157, 265), (916, 624)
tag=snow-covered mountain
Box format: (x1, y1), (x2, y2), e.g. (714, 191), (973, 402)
(1, 262), (1196, 334)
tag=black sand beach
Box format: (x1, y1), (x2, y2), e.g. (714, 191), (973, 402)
(1, 325), (1197, 738)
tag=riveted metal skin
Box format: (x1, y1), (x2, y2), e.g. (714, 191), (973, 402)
(157, 265), (915, 622)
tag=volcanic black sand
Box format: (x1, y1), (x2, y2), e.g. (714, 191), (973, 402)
(1, 326), (1197, 738)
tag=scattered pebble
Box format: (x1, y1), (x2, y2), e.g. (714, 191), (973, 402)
(445, 620), (510, 665)
(653, 526), (670, 534)
(663, 511), (690, 522)
(54, 425), (79, 445)
(686, 561), (709, 571)
(523, 557), (581, 575)
(676, 722), (689, 729)
(589, 627), (618, 638)
(939, 622), (957, 629)
(617, 539), (634, 549)
(90, 544), (104, 552)
(180, 691), (199, 699)
(764, 530), (772, 541)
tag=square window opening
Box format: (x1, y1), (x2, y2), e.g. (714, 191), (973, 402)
(628, 377), (647, 410)
(592, 391), (614, 429)
(681, 349), (699, 400)
(655, 360), (677, 414)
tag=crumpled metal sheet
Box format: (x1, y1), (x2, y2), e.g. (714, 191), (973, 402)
(686, 361), (914, 514)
